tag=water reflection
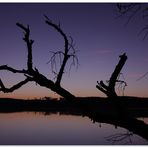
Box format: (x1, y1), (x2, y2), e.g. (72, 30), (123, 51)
(0, 112), (147, 145)
(105, 131), (133, 144)
(138, 117), (148, 124)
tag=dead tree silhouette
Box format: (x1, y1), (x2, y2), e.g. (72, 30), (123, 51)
(96, 53), (127, 98)
(116, 3), (148, 40)
(116, 3), (148, 81)
(0, 16), (78, 100)
(116, 4), (141, 26)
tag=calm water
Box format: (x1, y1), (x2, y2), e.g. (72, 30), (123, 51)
(0, 112), (147, 145)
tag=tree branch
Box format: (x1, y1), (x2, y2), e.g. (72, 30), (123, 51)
(45, 15), (77, 86)
(100, 80), (108, 90)
(116, 3), (148, 40)
(44, 15), (69, 52)
(0, 65), (27, 74)
(16, 23), (34, 72)
(0, 19), (76, 100)
(0, 78), (33, 93)
(96, 53), (127, 98)
(96, 84), (107, 94)
(109, 53), (127, 90)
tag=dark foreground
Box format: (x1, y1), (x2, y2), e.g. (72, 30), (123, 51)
(0, 96), (148, 117)
(1, 96), (148, 141)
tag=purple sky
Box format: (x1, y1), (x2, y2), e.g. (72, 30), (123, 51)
(0, 3), (148, 99)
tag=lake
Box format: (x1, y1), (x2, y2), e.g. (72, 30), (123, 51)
(0, 112), (147, 145)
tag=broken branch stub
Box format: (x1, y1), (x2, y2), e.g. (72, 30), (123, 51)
(96, 53), (128, 98)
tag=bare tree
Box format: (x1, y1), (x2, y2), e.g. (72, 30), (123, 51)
(116, 3), (148, 40)
(96, 53), (127, 98)
(116, 3), (148, 81)
(0, 16), (78, 100)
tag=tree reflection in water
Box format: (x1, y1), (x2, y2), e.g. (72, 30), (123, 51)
(105, 131), (133, 144)
(43, 110), (148, 143)
(0, 97), (148, 144)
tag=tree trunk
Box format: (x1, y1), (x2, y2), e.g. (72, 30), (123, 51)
(32, 70), (75, 100)
(56, 55), (70, 86)
(96, 53), (128, 98)
(0, 22), (76, 101)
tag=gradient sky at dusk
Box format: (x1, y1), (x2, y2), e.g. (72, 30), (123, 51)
(0, 3), (148, 99)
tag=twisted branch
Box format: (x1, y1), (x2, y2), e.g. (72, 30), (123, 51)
(0, 18), (76, 100)
(45, 15), (78, 86)
(0, 78), (33, 93)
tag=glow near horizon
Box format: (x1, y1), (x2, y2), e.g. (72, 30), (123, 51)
(0, 3), (148, 99)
